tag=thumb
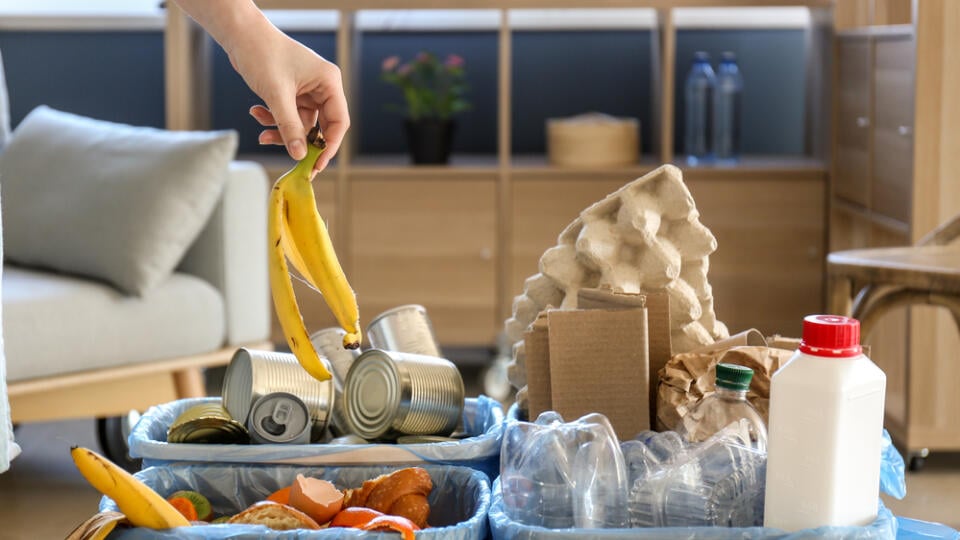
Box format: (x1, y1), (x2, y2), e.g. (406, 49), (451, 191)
(266, 94), (307, 161)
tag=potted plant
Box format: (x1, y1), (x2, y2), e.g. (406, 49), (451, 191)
(381, 51), (470, 165)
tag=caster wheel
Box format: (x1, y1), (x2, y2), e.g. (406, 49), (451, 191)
(97, 411), (142, 473)
(908, 455), (926, 472)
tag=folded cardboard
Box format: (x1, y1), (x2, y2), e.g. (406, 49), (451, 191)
(522, 288), (672, 440)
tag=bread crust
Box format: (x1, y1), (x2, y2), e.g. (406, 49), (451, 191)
(227, 501), (321, 530)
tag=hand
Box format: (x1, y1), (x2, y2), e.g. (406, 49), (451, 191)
(230, 27), (349, 172)
(172, 0), (349, 172)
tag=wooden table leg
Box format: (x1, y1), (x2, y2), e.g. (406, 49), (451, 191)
(827, 274), (854, 316)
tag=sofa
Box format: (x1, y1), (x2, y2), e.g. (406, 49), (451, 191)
(0, 64), (271, 468)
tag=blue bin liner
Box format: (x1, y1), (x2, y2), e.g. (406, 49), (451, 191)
(488, 477), (897, 540)
(129, 396), (504, 479)
(99, 463), (490, 540)
(895, 518), (960, 540)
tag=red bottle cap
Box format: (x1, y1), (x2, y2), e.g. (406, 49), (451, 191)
(799, 315), (863, 358)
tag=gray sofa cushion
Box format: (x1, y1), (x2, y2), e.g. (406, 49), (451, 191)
(0, 106), (237, 296)
(2, 266), (225, 382)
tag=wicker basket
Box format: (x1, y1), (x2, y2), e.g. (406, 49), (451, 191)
(547, 113), (640, 167)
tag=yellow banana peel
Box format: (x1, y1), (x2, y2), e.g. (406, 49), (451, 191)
(269, 127), (362, 381)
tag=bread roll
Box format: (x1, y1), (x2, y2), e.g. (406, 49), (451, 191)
(227, 501), (321, 530)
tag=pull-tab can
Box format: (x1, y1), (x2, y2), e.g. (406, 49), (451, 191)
(343, 349), (464, 441)
(247, 392), (312, 445)
(222, 348), (335, 442)
(366, 305), (442, 358)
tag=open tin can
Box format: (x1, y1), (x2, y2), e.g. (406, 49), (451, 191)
(343, 349), (464, 441)
(366, 304), (443, 358)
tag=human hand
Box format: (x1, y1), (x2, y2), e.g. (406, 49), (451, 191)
(229, 26), (349, 172)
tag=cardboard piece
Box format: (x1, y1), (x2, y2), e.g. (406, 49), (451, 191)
(523, 313), (552, 420)
(576, 288), (672, 427)
(547, 309), (650, 440)
(690, 328), (767, 355)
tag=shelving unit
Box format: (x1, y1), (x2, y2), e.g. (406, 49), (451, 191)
(165, 1), (833, 347)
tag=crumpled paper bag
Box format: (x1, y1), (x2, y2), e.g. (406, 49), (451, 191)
(656, 345), (795, 432)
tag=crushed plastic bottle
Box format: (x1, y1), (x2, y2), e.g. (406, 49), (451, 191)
(676, 363), (768, 451)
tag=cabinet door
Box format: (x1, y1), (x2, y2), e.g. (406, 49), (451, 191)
(510, 178), (629, 300)
(688, 177), (827, 338)
(834, 37), (872, 208)
(872, 36), (915, 225)
(350, 177), (498, 346)
(270, 176), (339, 345)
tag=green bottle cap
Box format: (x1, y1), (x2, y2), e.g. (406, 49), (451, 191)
(715, 363), (754, 391)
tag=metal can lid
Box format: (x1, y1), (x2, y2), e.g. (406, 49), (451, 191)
(329, 434), (369, 445)
(343, 349), (401, 440)
(248, 392), (312, 445)
(167, 403), (250, 444)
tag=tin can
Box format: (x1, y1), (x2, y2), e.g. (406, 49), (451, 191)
(366, 304), (442, 358)
(310, 327), (362, 437)
(310, 327), (362, 383)
(167, 402), (249, 445)
(343, 349), (464, 441)
(222, 348), (335, 442)
(247, 392), (312, 445)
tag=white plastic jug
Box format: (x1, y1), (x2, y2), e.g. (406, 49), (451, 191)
(763, 315), (886, 531)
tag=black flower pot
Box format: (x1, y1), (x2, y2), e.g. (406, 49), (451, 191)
(404, 118), (455, 165)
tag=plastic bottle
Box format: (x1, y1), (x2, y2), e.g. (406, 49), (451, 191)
(676, 363), (767, 451)
(684, 51), (716, 165)
(713, 51), (743, 162)
(764, 315), (886, 531)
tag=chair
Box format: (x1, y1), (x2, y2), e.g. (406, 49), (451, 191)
(826, 213), (960, 469)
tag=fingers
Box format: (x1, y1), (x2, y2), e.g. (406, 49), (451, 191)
(250, 104), (320, 151)
(313, 86), (350, 172)
(262, 93), (309, 161)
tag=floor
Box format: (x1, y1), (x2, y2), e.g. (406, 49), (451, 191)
(1, 366), (959, 539)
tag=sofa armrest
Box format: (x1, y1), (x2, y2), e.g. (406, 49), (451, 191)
(178, 161), (270, 346)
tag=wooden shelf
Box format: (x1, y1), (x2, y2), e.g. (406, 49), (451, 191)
(351, 154), (499, 177)
(256, 0), (833, 10)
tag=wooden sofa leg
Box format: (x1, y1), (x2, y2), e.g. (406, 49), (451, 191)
(174, 367), (206, 399)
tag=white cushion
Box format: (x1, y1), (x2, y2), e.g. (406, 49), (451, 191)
(0, 106), (237, 295)
(2, 265), (225, 382)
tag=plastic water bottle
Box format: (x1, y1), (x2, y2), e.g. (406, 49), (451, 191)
(713, 52), (743, 162)
(764, 315), (886, 531)
(684, 51), (715, 165)
(676, 363), (767, 451)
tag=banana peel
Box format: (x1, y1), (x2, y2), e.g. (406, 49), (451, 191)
(269, 127), (362, 382)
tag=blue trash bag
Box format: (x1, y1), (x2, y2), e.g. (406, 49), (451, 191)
(129, 396), (504, 480)
(896, 517), (960, 540)
(488, 477), (897, 540)
(99, 464), (490, 539)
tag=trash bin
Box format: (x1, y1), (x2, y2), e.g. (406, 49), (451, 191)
(99, 463), (490, 540)
(129, 396), (504, 480)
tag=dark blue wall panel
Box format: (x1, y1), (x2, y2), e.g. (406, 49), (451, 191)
(0, 28), (807, 157)
(0, 31), (164, 129)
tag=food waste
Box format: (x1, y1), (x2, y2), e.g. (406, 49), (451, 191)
(68, 446), (431, 539)
(269, 126), (362, 381)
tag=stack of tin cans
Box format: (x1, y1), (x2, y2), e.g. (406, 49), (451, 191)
(215, 304), (465, 445)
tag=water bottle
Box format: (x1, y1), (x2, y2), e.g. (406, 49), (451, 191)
(764, 315), (886, 531)
(676, 363), (768, 451)
(713, 52), (743, 162)
(684, 51), (715, 165)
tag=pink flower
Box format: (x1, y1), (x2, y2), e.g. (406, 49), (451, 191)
(397, 63), (413, 76)
(445, 54), (464, 68)
(381, 55), (400, 71)
(416, 51), (433, 64)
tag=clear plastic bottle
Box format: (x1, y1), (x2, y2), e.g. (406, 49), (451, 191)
(676, 363), (767, 451)
(713, 51), (743, 162)
(684, 51), (716, 165)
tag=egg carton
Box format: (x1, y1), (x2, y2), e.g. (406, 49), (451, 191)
(505, 165), (729, 405)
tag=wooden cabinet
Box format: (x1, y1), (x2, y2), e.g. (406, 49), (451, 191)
(834, 37), (872, 208)
(871, 35), (914, 224)
(350, 176), (499, 346)
(689, 176), (826, 338)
